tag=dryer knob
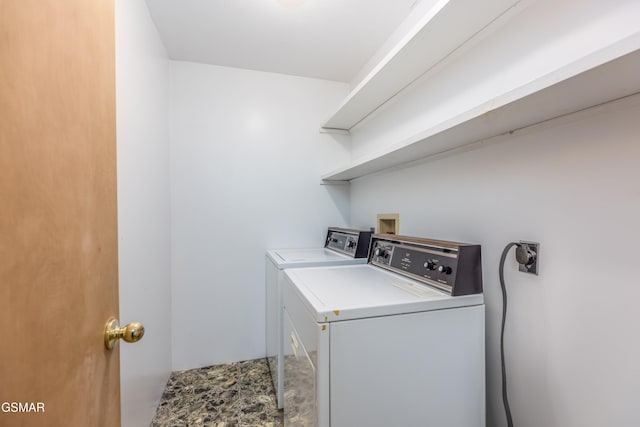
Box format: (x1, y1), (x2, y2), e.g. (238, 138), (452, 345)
(424, 261), (436, 270)
(438, 265), (452, 274)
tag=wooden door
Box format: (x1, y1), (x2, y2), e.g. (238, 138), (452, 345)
(0, 1), (120, 426)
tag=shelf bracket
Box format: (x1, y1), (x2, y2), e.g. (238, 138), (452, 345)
(319, 127), (350, 135)
(320, 179), (350, 186)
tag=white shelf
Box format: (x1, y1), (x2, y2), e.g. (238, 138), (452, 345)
(322, 34), (640, 182)
(321, 0), (524, 131)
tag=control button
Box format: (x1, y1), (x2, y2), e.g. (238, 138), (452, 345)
(438, 265), (452, 274)
(327, 235), (339, 244)
(424, 261), (436, 270)
(347, 240), (356, 248)
(374, 247), (389, 258)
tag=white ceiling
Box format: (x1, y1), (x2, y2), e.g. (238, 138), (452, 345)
(144, 0), (420, 83)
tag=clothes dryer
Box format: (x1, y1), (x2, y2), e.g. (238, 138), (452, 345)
(266, 227), (372, 408)
(283, 234), (485, 426)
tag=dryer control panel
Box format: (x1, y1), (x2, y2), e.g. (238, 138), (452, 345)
(325, 227), (372, 258)
(370, 234), (482, 296)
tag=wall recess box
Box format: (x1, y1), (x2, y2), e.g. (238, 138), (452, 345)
(377, 213), (399, 235)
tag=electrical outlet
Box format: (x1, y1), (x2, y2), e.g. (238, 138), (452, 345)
(516, 241), (539, 275)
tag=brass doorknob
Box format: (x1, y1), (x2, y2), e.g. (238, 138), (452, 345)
(104, 317), (145, 350)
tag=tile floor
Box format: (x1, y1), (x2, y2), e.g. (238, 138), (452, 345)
(151, 358), (283, 427)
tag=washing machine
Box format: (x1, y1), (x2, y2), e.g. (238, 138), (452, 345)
(266, 227), (372, 409)
(283, 234), (485, 427)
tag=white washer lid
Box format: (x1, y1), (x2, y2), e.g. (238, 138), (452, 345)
(285, 264), (483, 322)
(266, 247), (365, 269)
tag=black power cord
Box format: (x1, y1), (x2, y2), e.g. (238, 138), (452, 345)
(499, 242), (519, 427)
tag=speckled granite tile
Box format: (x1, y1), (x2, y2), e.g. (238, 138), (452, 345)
(151, 358), (283, 427)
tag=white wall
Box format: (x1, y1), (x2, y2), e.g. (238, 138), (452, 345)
(116, 1), (172, 426)
(170, 61), (351, 370)
(349, 94), (640, 427)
